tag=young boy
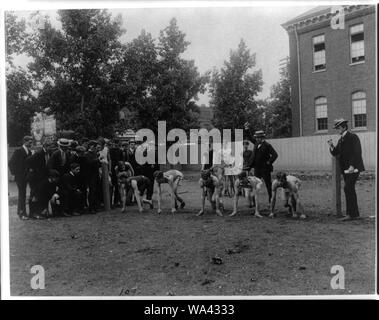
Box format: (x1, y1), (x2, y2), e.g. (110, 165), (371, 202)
(119, 173), (153, 213)
(229, 171), (263, 217)
(270, 172), (306, 219)
(197, 169), (223, 217)
(153, 170), (185, 214)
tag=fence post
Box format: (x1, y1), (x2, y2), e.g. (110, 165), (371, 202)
(101, 161), (111, 212)
(332, 157), (342, 216)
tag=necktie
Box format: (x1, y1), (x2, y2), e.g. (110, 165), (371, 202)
(62, 151), (66, 166)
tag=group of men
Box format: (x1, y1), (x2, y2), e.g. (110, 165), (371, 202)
(8, 117), (364, 221)
(8, 136), (158, 219)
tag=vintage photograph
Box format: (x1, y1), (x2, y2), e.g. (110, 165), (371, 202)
(1, 2), (376, 298)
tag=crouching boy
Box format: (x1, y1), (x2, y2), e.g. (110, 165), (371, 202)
(153, 170), (185, 214)
(270, 172), (305, 219)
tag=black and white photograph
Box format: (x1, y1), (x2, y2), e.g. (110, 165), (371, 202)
(0, 1), (377, 300)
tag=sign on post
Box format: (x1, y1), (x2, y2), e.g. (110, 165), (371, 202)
(332, 157), (342, 216)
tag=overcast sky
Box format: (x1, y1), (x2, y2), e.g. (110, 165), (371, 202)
(12, 5), (313, 105)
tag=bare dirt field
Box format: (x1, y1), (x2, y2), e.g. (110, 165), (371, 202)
(8, 173), (376, 296)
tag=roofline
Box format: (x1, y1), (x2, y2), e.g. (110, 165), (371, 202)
(281, 5), (374, 31)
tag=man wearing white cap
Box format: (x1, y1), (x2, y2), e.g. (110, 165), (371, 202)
(328, 119), (365, 221)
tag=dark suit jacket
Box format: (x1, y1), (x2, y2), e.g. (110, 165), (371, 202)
(252, 141), (278, 172)
(60, 172), (80, 195)
(27, 148), (49, 182)
(8, 146), (32, 181)
(36, 178), (58, 207)
(330, 131), (365, 172)
(47, 149), (71, 176)
(243, 149), (254, 171)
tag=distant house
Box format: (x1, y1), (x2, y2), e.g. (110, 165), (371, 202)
(282, 5), (376, 136)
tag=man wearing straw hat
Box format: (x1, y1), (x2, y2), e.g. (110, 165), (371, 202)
(328, 118), (365, 221)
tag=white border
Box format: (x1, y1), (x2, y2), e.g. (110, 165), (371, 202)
(1, 0), (377, 300)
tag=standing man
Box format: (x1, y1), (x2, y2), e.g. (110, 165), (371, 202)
(47, 138), (71, 177)
(252, 130), (278, 204)
(328, 119), (365, 221)
(242, 140), (254, 174)
(8, 135), (33, 220)
(83, 140), (101, 214)
(27, 140), (52, 218)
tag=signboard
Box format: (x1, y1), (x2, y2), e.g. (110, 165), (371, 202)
(31, 112), (57, 145)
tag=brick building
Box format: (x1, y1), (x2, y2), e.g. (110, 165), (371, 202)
(282, 5), (376, 136)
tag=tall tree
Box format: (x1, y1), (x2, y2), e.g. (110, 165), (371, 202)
(25, 9), (125, 138)
(5, 12), (36, 145)
(151, 18), (209, 133)
(263, 61), (292, 138)
(210, 39), (263, 133)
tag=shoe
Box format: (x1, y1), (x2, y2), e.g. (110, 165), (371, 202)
(269, 213), (275, 218)
(196, 210), (204, 216)
(215, 209), (223, 217)
(19, 215), (30, 220)
(72, 212), (81, 216)
(254, 213), (263, 218)
(180, 202), (185, 209)
(229, 211), (237, 217)
(63, 212), (72, 217)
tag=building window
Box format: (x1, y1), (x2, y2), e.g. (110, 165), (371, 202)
(313, 34), (326, 71)
(350, 24), (365, 63)
(315, 97), (328, 131)
(352, 91), (367, 128)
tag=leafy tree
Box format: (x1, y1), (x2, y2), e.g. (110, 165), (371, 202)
(5, 12), (27, 66)
(5, 12), (36, 145)
(25, 9), (125, 138)
(152, 18), (209, 133)
(210, 39), (263, 133)
(6, 68), (36, 145)
(263, 61), (292, 138)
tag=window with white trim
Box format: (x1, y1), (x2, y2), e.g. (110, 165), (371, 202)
(350, 24), (365, 63)
(313, 35), (326, 71)
(352, 91), (367, 128)
(315, 97), (328, 131)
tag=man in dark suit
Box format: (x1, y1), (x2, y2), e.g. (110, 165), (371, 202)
(329, 119), (365, 221)
(242, 140), (255, 173)
(109, 139), (123, 207)
(8, 136), (33, 219)
(47, 138), (71, 177)
(27, 141), (52, 218)
(60, 163), (85, 216)
(252, 130), (278, 203)
(33, 169), (61, 217)
(82, 140), (101, 214)
(126, 140), (141, 175)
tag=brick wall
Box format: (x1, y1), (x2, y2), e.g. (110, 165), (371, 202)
(288, 7), (376, 136)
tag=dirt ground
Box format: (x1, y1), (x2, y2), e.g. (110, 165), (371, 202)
(8, 173), (376, 296)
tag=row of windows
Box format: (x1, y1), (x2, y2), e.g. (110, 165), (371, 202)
(312, 23), (365, 71)
(315, 91), (367, 131)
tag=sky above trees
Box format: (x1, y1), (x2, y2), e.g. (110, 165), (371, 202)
(11, 5), (312, 105)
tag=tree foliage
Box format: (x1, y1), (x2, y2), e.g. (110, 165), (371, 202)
(25, 9), (125, 138)
(6, 12), (209, 142)
(210, 39), (263, 133)
(263, 61), (292, 138)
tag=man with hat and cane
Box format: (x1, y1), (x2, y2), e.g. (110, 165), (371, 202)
(328, 119), (365, 221)
(251, 130), (278, 205)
